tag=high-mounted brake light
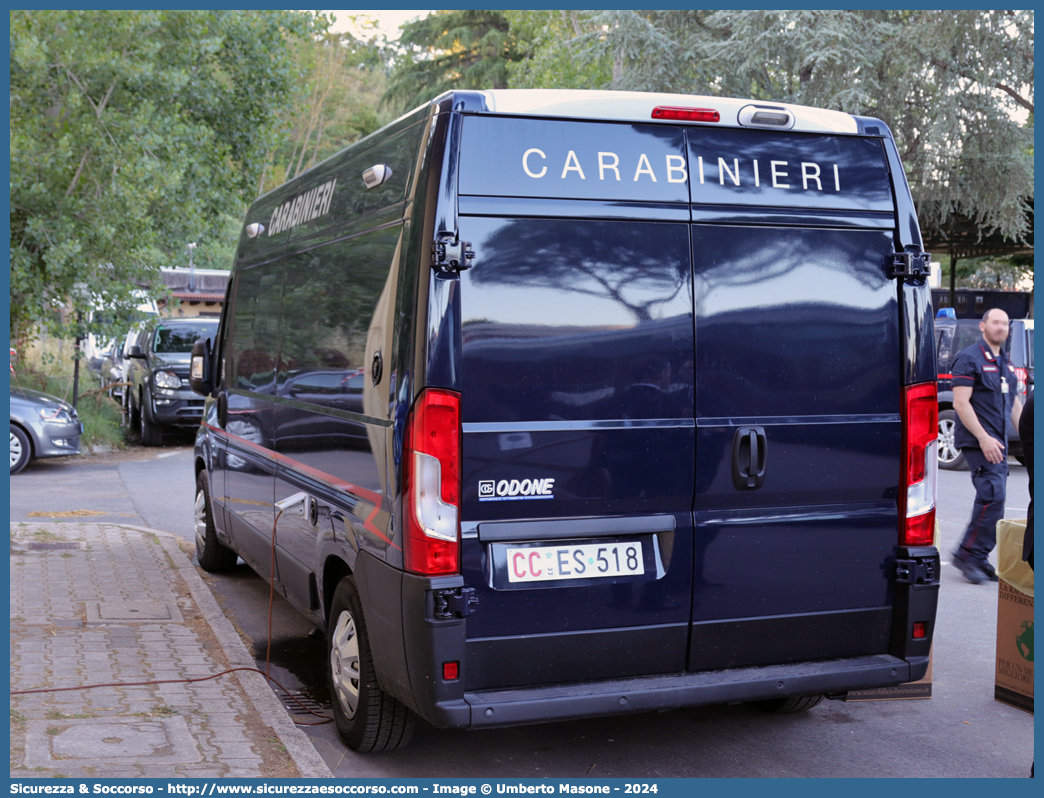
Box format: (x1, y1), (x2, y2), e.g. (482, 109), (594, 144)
(899, 382), (938, 547)
(651, 106), (720, 123)
(403, 389), (461, 576)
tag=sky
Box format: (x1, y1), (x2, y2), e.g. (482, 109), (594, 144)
(323, 9), (431, 41)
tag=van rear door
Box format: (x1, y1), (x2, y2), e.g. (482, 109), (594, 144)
(455, 114), (904, 690)
(456, 116), (696, 691)
(685, 128), (902, 670)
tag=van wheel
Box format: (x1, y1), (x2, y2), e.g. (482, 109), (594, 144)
(753, 695), (824, 714)
(937, 410), (967, 470)
(140, 401), (163, 446)
(327, 576), (415, 752)
(194, 472), (237, 572)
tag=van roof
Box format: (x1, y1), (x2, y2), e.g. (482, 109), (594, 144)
(473, 89), (863, 135)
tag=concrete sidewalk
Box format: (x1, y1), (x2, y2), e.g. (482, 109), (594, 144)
(9, 522), (332, 779)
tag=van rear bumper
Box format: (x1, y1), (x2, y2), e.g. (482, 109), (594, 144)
(426, 653), (925, 729)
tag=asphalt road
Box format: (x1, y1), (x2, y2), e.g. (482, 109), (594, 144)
(9, 444), (1034, 778)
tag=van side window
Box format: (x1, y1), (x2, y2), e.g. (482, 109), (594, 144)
(229, 263), (284, 394)
(278, 228), (399, 405)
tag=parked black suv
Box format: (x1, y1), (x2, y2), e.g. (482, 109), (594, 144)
(126, 318), (218, 445)
(935, 315), (1033, 469)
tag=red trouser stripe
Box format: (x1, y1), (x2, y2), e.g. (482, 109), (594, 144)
(964, 501), (991, 551)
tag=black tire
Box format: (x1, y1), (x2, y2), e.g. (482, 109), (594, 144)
(10, 424), (31, 474)
(194, 472), (237, 572)
(753, 695), (824, 714)
(327, 576), (415, 752)
(937, 409), (967, 471)
(1015, 454), (1027, 467)
(139, 397), (163, 446)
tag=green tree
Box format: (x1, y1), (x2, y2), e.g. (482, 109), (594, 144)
(384, 10), (518, 113)
(9, 10), (320, 344)
(507, 11), (613, 90)
(259, 29), (393, 195)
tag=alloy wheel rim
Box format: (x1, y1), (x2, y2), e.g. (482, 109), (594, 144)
(10, 431), (23, 468)
(193, 490), (207, 551)
(330, 609), (361, 719)
(938, 419), (959, 463)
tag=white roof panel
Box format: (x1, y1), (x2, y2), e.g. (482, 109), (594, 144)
(478, 89), (860, 134)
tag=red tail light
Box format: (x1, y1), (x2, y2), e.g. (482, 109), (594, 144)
(899, 382), (938, 546)
(403, 389), (461, 575)
(1014, 366), (1028, 396)
(651, 106), (720, 123)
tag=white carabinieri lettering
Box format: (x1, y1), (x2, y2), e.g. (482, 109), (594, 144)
(523, 148), (547, 178)
(514, 146), (845, 195)
(561, 150), (586, 179)
(719, 157), (740, 186)
(688, 156), (840, 193)
(634, 153), (657, 182)
(267, 177), (338, 237)
(598, 152), (621, 181)
(770, 160), (790, 188)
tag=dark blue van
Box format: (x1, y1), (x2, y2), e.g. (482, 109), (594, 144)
(190, 90), (940, 752)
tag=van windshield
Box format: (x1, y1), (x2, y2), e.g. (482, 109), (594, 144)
(154, 322), (218, 353)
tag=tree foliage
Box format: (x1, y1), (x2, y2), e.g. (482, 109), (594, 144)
(384, 10), (518, 113)
(259, 27), (394, 194)
(9, 10), (319, 343)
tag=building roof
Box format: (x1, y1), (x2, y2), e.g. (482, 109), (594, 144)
(921, 199), (1034, 259)
(169, 291), (225, 302)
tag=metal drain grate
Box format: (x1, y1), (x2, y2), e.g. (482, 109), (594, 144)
(27, 541), (83, 551)
(277, 690), (331, 717)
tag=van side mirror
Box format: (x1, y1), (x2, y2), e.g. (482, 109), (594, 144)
(128, 345), (144, 358)
(190, 338), (214, 397)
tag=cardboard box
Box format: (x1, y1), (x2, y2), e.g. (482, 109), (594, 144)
(995, 518), (1033, 714)
(995, 578), (1034, 713)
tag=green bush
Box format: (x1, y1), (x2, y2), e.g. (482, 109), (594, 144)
(10, 362), (127, 451)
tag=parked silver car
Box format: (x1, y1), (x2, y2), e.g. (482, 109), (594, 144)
(10, 387), (83, 474)
(99, 337), (127, 401)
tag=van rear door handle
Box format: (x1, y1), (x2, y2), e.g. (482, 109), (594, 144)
(732, 426), (768, 490)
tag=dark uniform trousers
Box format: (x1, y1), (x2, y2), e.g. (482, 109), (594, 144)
(956, 446), (1009, 566)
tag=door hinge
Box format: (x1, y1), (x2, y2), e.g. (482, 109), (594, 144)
(432, 236), (475, 274)
(430, 586), (479, 620)
(895, 557), (937, 585)
(889, 248), (932, 281)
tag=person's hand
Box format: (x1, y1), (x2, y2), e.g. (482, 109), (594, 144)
(979, 435), (1006, 464)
